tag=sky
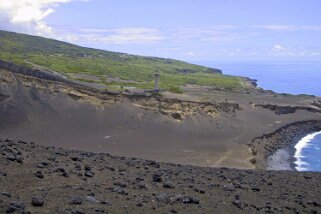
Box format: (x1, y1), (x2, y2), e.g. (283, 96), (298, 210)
(0, 0), (321, 61)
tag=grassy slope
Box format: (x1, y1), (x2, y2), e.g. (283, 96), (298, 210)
(0, 30), (246, 91)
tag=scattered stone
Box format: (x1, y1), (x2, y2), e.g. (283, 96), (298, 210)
(157, 193), (172, 204)
(170, 209), (178, 213)
(105, 166), (115, 171)
(6, 155), (16, 161)
(163, 181), (175, 189)
(37, 162), (49, 169)
(194, 187), (205, 193)
(112, 186), (126, 195)
(152, 171), (163, 182)
(233, 200), (245, 209)
(85, 171), (94, 177)
(100, 200), (111, 205)
(74, 163), (82, 170)
(35, 171), (44, 179)
(71, 156), (80, 161)
(6, 201), (25, 213)
(63, 208), (85, 214)
(137, 181), (147, 190)
(252, 187), (261, 192)
(70, 197), (83, 205)
(56, 167), (65, 172)
(15, 155), (23, 163)
(31, 197), (44, 207)
(86, 196), (100, 204)
(62, 172), (69, 177)
(175, 195), (199, 204)
(114, 182), (127, 187)
(1, 192), (11, 197)
(93, 208), (105, 213)
(224, 184), (236, 191)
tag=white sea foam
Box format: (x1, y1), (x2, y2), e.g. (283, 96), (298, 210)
(294, 131), (321, 171)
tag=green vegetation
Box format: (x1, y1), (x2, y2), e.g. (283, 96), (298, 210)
(168, 86), (183, 93)
(0, 30), (247, 91)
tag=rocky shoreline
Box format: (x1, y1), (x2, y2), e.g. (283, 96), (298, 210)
(249, 120), (321, 170)
(1, 139), (321, 213)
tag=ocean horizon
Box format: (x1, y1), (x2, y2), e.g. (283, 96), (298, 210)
(193, 60), (321, 97)
(194, 60), (321, 172)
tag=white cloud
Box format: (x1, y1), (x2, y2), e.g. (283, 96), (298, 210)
(254, 25), (297, 31)
(186, 51), (196, 56)
(301, 26), (321, 31)
(254, 25), (321, 32)
(273, 44), (285, 51)
(63, 27), (163, 44)
(169, 26), (252, 44)
(311, 52), (321, 56)
(268, 45), (321, 57)
(62, 26), (245, 46)
(0, 0), (88, 36)
(101, 28), (163, 44)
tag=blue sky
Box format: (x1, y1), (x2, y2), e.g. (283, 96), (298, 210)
(1, 0), (321, 61)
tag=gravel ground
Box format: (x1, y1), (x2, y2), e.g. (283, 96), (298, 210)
(1, 139), (321, 214)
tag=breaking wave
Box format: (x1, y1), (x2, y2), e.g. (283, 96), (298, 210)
(294, 131), (321, 171)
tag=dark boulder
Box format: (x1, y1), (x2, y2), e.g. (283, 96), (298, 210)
(31, 197), (44, 207)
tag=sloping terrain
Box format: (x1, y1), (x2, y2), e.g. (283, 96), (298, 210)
(1, 65), (320, 169)
(0, 30), (248, 91)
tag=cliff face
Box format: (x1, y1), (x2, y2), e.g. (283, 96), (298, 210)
(0, 62), (239, 121)
(130, 96), (239, 120)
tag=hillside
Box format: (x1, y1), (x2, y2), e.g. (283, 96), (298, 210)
(0, 30), (246, 92)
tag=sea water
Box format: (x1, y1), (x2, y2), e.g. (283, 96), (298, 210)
(194, 61), (321, 96)
(295, 132), (321, 172)
(193, 60), (321, 171)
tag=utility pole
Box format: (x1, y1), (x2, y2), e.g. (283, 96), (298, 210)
(154, 71), (160, 92)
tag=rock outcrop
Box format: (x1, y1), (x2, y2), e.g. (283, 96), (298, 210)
(256, 104), (321, 114)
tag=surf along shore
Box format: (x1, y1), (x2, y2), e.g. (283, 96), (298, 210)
(249, 120), (321, 170)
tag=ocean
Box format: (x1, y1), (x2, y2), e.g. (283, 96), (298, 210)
(194, 60), (321, 96)
(295, 132), (321, 172)
(194, 60), (321, 172)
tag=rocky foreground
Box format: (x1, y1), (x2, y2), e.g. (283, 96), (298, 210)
(0, 140), (321, 214)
